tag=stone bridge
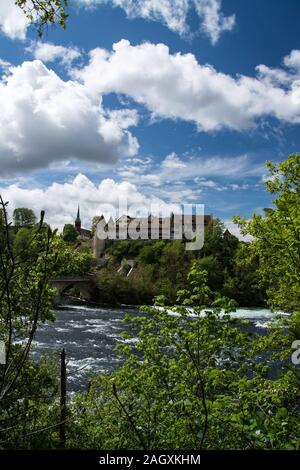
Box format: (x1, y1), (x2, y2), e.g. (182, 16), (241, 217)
(50, 275), (96, 304)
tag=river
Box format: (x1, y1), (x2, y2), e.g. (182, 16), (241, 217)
(33, 303), (287, 392)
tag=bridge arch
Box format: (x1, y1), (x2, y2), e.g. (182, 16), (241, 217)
(50, 276), (96, 304)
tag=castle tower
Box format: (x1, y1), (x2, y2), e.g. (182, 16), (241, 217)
(75, 205), (81, 234)
(93, 215), (107, 258)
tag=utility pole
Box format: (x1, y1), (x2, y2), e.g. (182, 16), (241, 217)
(60, 348), (67, 448)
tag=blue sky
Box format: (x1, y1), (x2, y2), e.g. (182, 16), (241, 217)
(0, 0), (300, 233)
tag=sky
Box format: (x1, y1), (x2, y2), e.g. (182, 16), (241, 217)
(0, 0), (300, 235)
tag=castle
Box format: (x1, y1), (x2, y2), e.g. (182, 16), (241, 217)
(74, 207), (213, 258)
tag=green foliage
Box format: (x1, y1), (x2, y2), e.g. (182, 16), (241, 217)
(222, 243), (265, 306)
(52, 236), (92, 276)
(13, 227), (36, 260)
(201, 218), (225, 258)
(62, 224), (78, 243)
(107, 239), (160, 260)
(0, 356), (60, 450)
(97, 263), (156, 306)
(13, 208), (37, 227)
(68, 262), (299, 450)
(97, 240), (192, 305)
(0, 200), (59, 402)
(196, 255), (224, 291)
(0, 199), (92, 406)
(15, 0), (69, 36)
(0, 208), (4, 228)
(97, 270), (131, 305)
(101, 225), (249, 307)
(234, 154), (300, 312)
(67, 157), (300, 449)
(138, 241), (165, 265)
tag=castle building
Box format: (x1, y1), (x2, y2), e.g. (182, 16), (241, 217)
(73, 206), (213, 258)
(93, 213), (213, 258)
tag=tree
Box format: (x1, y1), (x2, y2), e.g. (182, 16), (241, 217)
(62, 224), (78, 243)
(13, 208), (37, 228)
(201, 218), (225, 258)
(0, 197), (57, 401)
(13, 227), (35, 261)
(222, 243), (266, 307)
(0, 208), (4, 247)
(0, 198), (93, 404)
(53, 237), (92, 276)
(0, 208), (4, 226)
(15, 0), (68, 36)
(234, 154), (300, 312)
(138, 241), (165, 265)
(233, 155), (300, 408)
(196, 255), (224, 292)
(69, 262), (300, 450)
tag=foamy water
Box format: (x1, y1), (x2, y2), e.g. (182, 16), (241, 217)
(33, 304), (285, 392)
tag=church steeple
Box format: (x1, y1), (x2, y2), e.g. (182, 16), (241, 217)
(75, 205), (81, 233)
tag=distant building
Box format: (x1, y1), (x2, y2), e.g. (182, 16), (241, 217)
(114, 214), (212, 240)
(93, 213), (213, 258)
(223, 228), (233, 239)
(222, 228), (239, 243)
(74, 206), (92, 239)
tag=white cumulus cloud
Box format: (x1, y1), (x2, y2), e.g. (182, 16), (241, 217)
(194, 0), (235, 45)
(27, 41), (82, 66)
(284, 49), (300, 70)
(0, 174), (180, 230)
(0, 0), (29, 40)
(76, 0), (235, 44)
(0, 59), (139, 175)
(74, 40), (300, 131)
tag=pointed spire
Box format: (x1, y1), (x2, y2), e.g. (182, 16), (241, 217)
(75, 205), (81, 233)
(76, 205), (81, 222)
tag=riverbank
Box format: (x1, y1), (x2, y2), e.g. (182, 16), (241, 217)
(59, 293), (267, 310)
